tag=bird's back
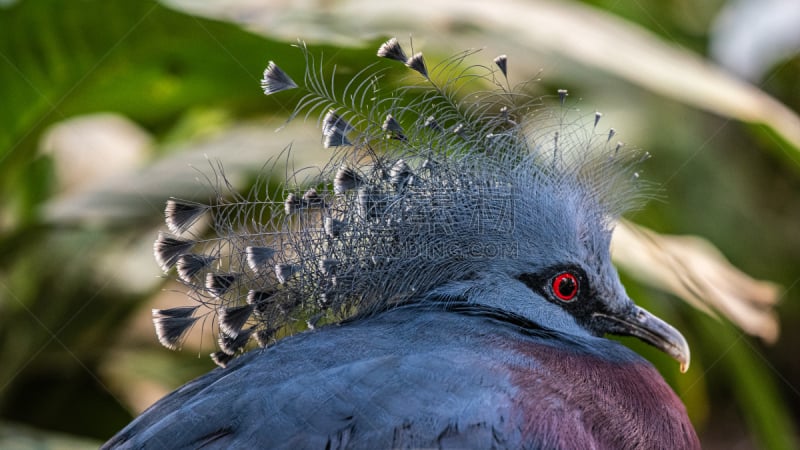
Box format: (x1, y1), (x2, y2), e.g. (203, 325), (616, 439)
(104, 303), (698, 449)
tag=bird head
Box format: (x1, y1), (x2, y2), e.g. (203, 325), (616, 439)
(152, 38), (689, 372)
(418, 130), (690, 372)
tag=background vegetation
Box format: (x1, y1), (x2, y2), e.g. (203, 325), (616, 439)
(0, 1), (798, 448)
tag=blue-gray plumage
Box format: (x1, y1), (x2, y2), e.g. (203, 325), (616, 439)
(105, 38), (700, 449)
(105, 304), (697, 449)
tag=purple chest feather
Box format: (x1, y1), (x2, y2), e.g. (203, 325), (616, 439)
(505, 340), (700, 450)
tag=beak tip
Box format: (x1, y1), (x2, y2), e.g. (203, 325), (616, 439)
(597, 305), (692, 374)
(676, 336), (691, 374)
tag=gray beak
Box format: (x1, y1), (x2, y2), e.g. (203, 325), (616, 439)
(594, 305), (691, 373)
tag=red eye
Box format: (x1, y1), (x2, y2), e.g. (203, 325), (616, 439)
(552, 272), (579, 302)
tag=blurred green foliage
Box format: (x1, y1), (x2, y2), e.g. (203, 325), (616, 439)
(0, 0), (798, 448)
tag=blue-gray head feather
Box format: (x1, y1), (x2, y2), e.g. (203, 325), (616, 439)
(153, 39), (650, 365)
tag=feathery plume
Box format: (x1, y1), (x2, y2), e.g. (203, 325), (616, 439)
(377, 37), (408, 62)
(246, 247), (276, 273)
(218, 305), (255, 337)
(151, 38), (643, 366)
(153, 308), (199, 350)
(176, 254), (216, 283)
(405, 53), (429, 78)
(205, 273), (238, 298)
(154, 232), (194, 272)
(494, 54), (508, 77)
(164, 199), (208, 235)
(322, 110), (353, 147)
(261, 61), (297, 95)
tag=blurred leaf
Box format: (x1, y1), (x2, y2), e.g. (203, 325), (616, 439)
(165, 0), (800, 160)
(0, 421), (100, 450)
(613, 220), (780, 343)
(693, 313), (799, 450)
(0, 0), (287, 225)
